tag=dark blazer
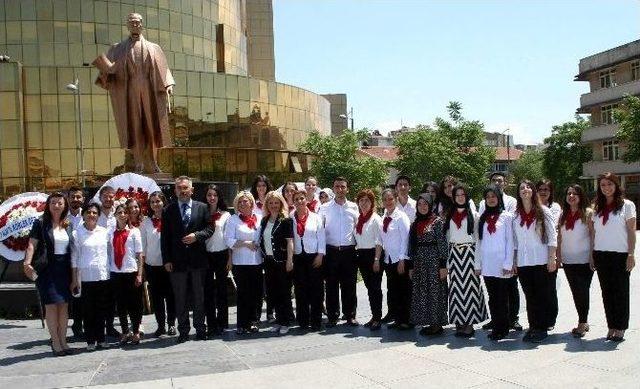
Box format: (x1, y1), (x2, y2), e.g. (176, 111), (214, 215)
(29, 218), (73, 258)
(259, 216), (293, 262)
(161, 199), (214, 271)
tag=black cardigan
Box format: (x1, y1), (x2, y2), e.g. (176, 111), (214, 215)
(259, 216), (293, 262)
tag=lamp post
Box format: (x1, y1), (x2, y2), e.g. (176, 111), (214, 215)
(339, 107), (354, 130)
(65, 78), (85, 188)
(501, 128), (511, 172)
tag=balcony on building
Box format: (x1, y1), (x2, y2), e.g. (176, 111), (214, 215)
(579, 79), (640, 109)
(581, 123), (619, 143)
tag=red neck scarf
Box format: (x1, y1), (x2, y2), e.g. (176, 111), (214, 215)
(600, 202), (616, 225)
(239, 213), (257, 230)
(129, 219), (140, 228)
(113, 229), (129, 270)
(307, 199), (318, 212)
(256, 201), (264, 210)
(383, 214), (393, 233)
(564, 210), (581, 230)
(151, 216), (162, 232)
(519, 208), (536, 229)
(416, 215), (436, 235)
(210, 211), (222, 226)
(452, 210), (467, 229)
(486, 213), (499, 234)
(296, 211), (308, 237)
(356, 209), (374, 235)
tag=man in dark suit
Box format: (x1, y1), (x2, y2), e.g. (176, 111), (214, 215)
(161, 176), (214, 342)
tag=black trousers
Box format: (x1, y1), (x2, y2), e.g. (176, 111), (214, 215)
(70, 294), (83, 331)
(264, 256), (294, 326)
(518, 265), (556, 331)
(356, 248), (383, 321)
(547, 270), (559, 328)
(293, 252), (324, 327)
(507, 275), (520, 323)
(385, 261), (411, 325)
(594, 251), (630, 330)
(233, 265), (263, 329)
(325, 246), (357, 321)
(563, 264), (594, 323)
(484, 276), (510, 333)
(145, 264), (176, 330)
(111, 272), (143, 334)
(81, 280), (110, 345)
(204, 250), (230, 330)
(170, 268), (206, 336)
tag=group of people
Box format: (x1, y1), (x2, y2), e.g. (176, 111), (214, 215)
(22, 170), (636, 356)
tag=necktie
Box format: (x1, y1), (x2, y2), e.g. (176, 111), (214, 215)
(181, 202), (190, 229)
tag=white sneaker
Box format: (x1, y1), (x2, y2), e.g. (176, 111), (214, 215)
(86, 343), (96, 351)
(271, 324), (281, 333)
(279, 326), (289, 335)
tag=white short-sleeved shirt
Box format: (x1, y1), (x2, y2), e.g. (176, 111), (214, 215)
(108, 227), (143, 273)
(140, 216), (162, 266)
(205, 211), (231, 253)
(477, 212), (514, 278)
(592, 199), (636, 253)
(513, 207), (558, 267)
(224, 214), (262, 265)
(71, 224), (110, 282)
(354, 213), (382, 250)
(559, 214), (591, 264)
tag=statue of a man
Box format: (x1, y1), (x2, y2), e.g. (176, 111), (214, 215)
(93, 12), (174, 173)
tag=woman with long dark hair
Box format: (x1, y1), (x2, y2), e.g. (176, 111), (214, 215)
(590, 172), (636, 342)
(536, 179), (562, 225)
(24, 192), (73, 356)
(125, 198), (144, 228)
(513, 180), (557, 343)
(250, 175), (272, 217)
(281, 182), (298, 214)
(421, 181), (441, 216)
(204, 184), (231, 337)
(557, 184), (593, 338)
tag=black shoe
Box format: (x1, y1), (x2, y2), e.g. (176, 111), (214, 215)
(522, 330), (534, 342)
(63, 348), (74, 356)
(397, 323), (413, 331)
(381, 314), (394, 324)
(195, 333), (207, 341)
(488, 331), (507, 341)
(167, 326), (177, 336)
(106, 327), (121, 338)
(363, 319), (374, 328)
(481, 321), (494, 330)
(176, 334), (189, 344)
(510, 321), (523, 331)
(207, 328), (223, 337)
(530, 330), (548, 343)
(71, 326), (84, 340)
(153, 328), (166, 338)
(310, 324), (322, 332)
(370, 321), (381, 331)
(387, 321), (400, 329)
(346, 319), (360, 327)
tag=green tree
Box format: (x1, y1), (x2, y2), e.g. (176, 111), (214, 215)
(394, 102), (495, 199)
(299, 129), (388, 198)
(614, 95), (640, 162)
(511, 149), (545, 188)
(542, 116), (592, 192)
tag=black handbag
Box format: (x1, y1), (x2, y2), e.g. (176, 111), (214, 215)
(31, 220), (49, 273)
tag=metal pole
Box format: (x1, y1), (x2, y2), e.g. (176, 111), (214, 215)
(507, 131), (511, 169)
(349, 107), (354, 130)
(77, 85), (85, 188)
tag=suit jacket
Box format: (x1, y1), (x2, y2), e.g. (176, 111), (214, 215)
(259, 216), (293, 262)
(161, 200), (213, 271)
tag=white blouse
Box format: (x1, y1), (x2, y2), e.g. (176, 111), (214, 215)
(318, 200), (359, 247)
(224, 214), (262, 265)
(477, 212), (514, 278)
(263, 221), (275, 256)
(380, 208), (410, 264)
(559, 215), (591, 265)
(108, 227), (143, 273)
(53, 228), (70, 255)
(513, 207), (558, 267)
(292, 211), (326, 255)
(446, 211), (479, 245)
(205, 211), (231, 253)
(543, 202), (562, 226)
(592, 199), (636, 253)
(71, 224), (110, 282)
(396, 197), (417, 223)
(140, 216), (162, 266)
(354, 213), (382, 250)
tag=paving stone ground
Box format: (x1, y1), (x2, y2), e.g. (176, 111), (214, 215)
(1, 233), (638, 388)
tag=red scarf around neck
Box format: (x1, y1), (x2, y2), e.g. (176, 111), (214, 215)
(600, 202), (616, 225)
(307, 199), (318, 212)
(210, 211), (222, 226)
(564, 210), (581, 230)
(239, 213), (257, 230)
(485, 213), (499, 234)
(296, 211), (308, 237)
(356, 209), (373, 235)
(151, 216), (162, 232)
(113, 228), (129, 270)
(519, 208), (536, 229)
(452, 210), (467, 229)
(416, 215), (436, 235)
(256, 201), (264, 210)
(383, 214), (393, 233)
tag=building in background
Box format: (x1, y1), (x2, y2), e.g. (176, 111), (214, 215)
(575, 39), (640, 211)
(0, 0), (341, 197)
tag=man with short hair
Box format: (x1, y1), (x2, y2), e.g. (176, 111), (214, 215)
(161, 176), (214, 342)
(478, 171), (522, 331)
(395, 175), (416, 222)
(319, 177), (360, 327)
(67, 186), (85, 339)
(96, 185), (120, 338)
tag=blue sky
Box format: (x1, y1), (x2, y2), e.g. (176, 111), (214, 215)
(272, 0), (640, 144)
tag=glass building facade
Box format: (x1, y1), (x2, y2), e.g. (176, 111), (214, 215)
(0, 0), (332, 197)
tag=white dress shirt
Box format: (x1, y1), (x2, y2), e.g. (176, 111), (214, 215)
(98, 208), (116, 230)
(543, 202), (562, 226)
(380, 208), (411, 264)
(66, 209), (83, 230)
(478, 193), (517, 214)
(292, 211), (326, 255)
(477, 212), (514, 278)
(108, 226), (143, 273)
(205, 211), (231, 253)
(71, 224), (110, 282)
(53, 228), (70, 255)
(318, 199), (359, 247)
(592, 199), (636, 253)
(513, 207), (558, 267)
(396, 196), (417, 223)
(224, 214), (262, 265)
(354, 213), (382, 250)
(559, 215), (591, 265)
(140, 216), (163, 266)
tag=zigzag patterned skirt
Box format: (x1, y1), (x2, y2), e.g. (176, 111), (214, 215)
(448, 243), (488, 325)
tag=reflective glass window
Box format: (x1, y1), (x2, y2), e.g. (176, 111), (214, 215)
(59, 122), (77, 149)
(0, 92), (18, 120)
(27, 123), (43, 149)
(42, 122), (60, 150)
(60, 150), (78, 176)
(1, 149), (23, 177)
(24, 95), (41, 122)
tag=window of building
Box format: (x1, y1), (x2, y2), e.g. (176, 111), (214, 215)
(603, 140), (619, 161)
(599, 69), (616, 88)
(632, 61), (640, 81)
(601, 104), (618, 125)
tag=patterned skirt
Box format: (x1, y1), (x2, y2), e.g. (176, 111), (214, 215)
(447, 243), (488, 325)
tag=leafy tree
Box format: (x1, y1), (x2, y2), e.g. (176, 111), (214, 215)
(394, 102), (495, 199)
(542, 116), (592, 193)
(511, 149), (545, 187)
(299, 129), (388, 198)
(614, 95), (640, 162)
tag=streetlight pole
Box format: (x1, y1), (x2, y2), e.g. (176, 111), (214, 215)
(339, 107), (354, 130)
(501, 128), (511, 172)
(65, 79), (85, 188)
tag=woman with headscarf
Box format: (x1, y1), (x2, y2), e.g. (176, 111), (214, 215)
(318, 188), (334, 205)
(409, 193), (449, 336)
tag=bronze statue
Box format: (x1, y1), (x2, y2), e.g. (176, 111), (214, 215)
(93, 13), (174, 173)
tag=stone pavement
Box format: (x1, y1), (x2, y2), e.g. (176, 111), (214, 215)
(1, 234), (638, 388)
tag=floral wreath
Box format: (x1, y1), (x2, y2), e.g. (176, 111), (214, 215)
(113, 187), (151, 216)
(0, 200), (47, 252)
